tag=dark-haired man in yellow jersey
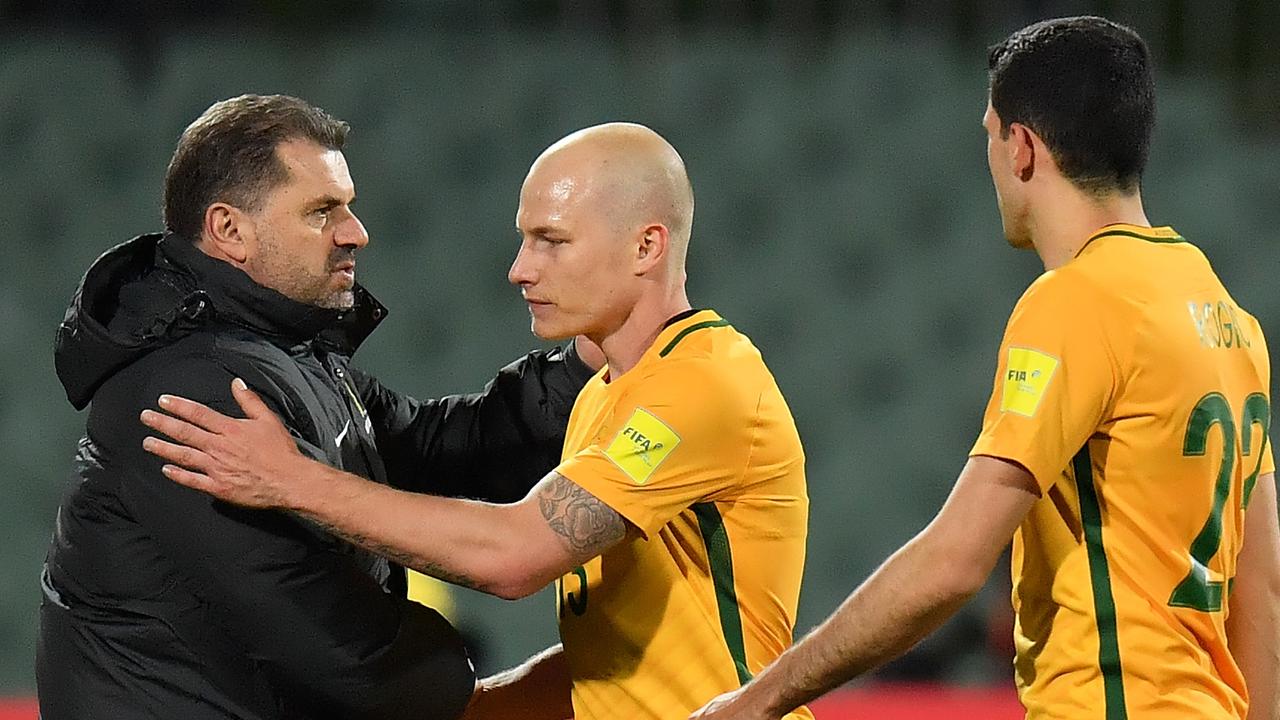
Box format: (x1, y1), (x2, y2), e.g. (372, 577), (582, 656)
(694, 16), (1279, 720)
(137, 123), (813, 720)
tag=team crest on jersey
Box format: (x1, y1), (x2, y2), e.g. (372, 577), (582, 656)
(605, 408), (681, 485)
(1000, 347), (1059, 417)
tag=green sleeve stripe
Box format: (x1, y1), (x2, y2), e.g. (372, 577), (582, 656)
(1073, 445), (1129, 720)
(692, 502), (753, 685)
(659, 320), (731, 357)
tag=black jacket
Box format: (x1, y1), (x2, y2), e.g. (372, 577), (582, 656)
(37, 233), (592, 720)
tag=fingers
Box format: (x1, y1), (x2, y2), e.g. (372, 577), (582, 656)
(145, 438), (256, 505)
(141, 408), (219, 451)
(142, 435), (213, 473)
(158, 463), (220, 495)
(152, 393), (233, 433)
(230, 378), (274, 420)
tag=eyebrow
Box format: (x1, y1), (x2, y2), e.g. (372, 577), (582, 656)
(521, 224), (566, 237)
(309, 194), (354, 209)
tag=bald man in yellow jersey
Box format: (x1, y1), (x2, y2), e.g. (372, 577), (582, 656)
(139, 123), (812, 720)
(695, 16), (1280, 720)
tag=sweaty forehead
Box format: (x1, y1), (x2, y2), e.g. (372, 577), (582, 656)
(517, 126), (689, 233)
(548, 176), (576, 204)
(518, 158), (596, 223)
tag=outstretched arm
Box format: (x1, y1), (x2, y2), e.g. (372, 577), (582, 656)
(1228, 471), (1280, 720)
(141, 379), (626, 600)
(691, 456), (1038, 720)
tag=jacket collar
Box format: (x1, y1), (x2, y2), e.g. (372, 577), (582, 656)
(158, 233), (386, 354)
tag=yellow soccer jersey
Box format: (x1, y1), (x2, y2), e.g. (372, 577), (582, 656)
(554, 309), (813, 720)
(971, 225), (1274, 719)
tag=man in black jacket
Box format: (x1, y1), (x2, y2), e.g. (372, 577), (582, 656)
(36, 94), (595, 719)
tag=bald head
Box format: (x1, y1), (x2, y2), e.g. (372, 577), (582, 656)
(511, 124), (696, 343)
(525, 123), (695, 263)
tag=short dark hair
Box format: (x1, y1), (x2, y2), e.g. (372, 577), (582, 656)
(988, 16), (1154, 196)
(163, 94), (349, 240)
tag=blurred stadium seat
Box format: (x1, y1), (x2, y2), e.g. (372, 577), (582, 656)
(4, 3), (1279, 713)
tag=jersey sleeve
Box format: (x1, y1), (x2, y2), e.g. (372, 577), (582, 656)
(555, 359), (745, 538)
(970, 272), (1118, 493)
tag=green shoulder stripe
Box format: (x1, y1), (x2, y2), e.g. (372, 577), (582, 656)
(692, 502), (752, 685)
(659, 319), (731, 357)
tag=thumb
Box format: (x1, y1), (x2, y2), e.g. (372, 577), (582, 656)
(231, 378), (271, 420)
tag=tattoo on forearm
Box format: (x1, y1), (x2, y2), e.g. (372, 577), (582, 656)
(537, 473), (626, 556)
(301, 513), (485, 592)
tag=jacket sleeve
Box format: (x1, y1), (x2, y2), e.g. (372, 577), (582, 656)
(106, 354), (474, 720)
(350, 342), (595, 503)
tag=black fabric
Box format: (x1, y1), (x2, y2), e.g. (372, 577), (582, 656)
(661, 307), (702, 329)
(353, 342), (595, 503)
(38, 233), (591, 720)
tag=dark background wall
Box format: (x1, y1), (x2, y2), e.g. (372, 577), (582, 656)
(3, 0), (1278, 692)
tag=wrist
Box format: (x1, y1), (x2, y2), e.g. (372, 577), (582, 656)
(276, 456), (328, 512)
(743, 672), (792, 719)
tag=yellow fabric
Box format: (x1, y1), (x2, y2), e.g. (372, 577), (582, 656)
(555, 310), (813, 720)
(405, 570), (456, 621)
(971, 225), (1274, 719)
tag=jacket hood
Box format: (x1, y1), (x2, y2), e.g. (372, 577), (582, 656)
(55, 233), (387, 410)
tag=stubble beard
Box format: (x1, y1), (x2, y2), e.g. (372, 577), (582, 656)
(315, 288), (355, 310)
(255, 234), (356, 310)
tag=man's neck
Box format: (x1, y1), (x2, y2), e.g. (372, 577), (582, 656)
(595, 287), (692, 380)
(1030, 189), (1151, 271)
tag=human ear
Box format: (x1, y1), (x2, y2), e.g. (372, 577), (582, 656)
(202, 203), (253, 264)
(635, 224), (669, 275)
(1009, 123), (1037, 183)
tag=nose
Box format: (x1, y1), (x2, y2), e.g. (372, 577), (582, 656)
(335, 208), (370, 250)
(508, 241), (535, 287)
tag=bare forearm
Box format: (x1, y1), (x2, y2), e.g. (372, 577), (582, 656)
(1228, 596), (1280, 720)
(741, 533), (983, 716)
(723, 457), (1032, 718)
(140, 383), (620, 600)
(1230, 473), (1280, 720)
(285, 462), (530, 596)
(463, 644), (574, 720)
